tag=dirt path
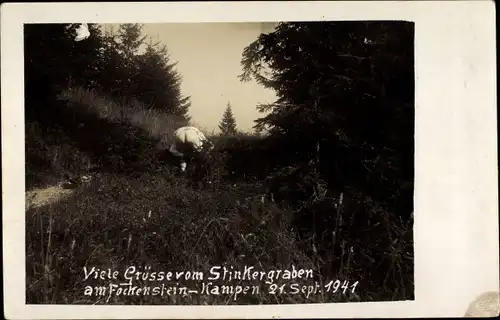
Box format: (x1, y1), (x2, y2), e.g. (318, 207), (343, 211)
(25, 185), (75, 210)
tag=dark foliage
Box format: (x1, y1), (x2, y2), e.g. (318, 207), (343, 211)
(24, 23), (191, 123)
(240, 21), (414, 218)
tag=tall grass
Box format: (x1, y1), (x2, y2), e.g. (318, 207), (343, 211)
(25, 121), (96, 188)
(25, 87), (414, 304)
(60, 87), (188, 146)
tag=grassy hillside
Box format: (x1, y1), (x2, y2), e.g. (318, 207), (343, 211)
(25, 88), (414, 304)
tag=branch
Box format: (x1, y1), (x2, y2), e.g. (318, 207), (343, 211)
(336, 53), (375, 60)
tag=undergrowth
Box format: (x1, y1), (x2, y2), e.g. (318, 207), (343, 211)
(25, 87), (414, 304)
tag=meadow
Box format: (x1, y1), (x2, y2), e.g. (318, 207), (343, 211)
(25, 87), (414, 305)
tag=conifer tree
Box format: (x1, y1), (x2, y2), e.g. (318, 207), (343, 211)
(219, 102), (238, 135)
(239, 21), (415, 214)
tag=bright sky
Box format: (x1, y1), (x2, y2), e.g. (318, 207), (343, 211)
(102, 23), (278, 133)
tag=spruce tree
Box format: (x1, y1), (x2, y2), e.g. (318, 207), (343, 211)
(239, 21), (415, 214)
(219, 102), (238, 135)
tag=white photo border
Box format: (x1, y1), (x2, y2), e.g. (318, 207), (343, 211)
(2, 1), (498, 319)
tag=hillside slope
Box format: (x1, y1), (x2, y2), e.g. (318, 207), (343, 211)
(25, 89), (414, 304)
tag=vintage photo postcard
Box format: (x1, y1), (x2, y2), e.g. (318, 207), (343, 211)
(2, 1), (498, 319)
